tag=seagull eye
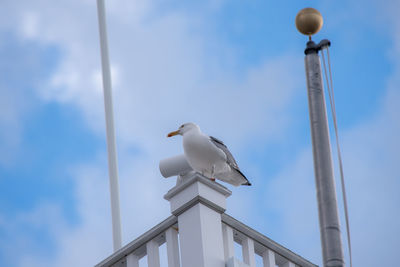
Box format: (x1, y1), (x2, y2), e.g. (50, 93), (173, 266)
(180, 124), (184, 128)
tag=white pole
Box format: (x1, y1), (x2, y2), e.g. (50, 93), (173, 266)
(96, 0), (122, 251)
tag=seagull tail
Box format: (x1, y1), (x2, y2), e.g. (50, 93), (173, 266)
(234, 168), (251, 186)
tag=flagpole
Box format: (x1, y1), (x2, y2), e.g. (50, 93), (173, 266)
(296, 8), (345, 266)
(96, 0), (122, 251)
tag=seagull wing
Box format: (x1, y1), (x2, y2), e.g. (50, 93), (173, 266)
(209, 136), (251, 186)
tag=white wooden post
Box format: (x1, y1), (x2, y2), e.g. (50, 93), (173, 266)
(242, 237), (256, 267)
(222, 224), (235, 260)
(166, 227), (180, 267)
(262, 249), (275, 267)
(164, 174), (232, 267)
(146, 240), (161, 267)
(126, 253), (139, 267)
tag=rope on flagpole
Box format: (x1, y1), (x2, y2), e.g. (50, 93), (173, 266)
(321, 47), (353, 267)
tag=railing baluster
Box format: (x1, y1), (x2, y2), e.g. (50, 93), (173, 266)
(166, 228), (180, 267)
(146, 240), (161, 267)
(281, 261), (295, 267)
(242, 237), (256, 267)
(222, 224), (235, 260)
(126, 253), (139, 267)
(262, 249), (275, 267)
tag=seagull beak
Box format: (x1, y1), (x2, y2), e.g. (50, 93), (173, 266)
(167, 130), (180, 137)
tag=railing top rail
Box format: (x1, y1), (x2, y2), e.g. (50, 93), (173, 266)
(95, 215), (178, 267)
(221, 213), (318, 267)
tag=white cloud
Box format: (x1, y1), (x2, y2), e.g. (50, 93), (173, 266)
(0, 1), (303, 266)
(0, 84), (25, 166)
(0, 202), (67, 267)
(1, 0), (301, 149)
(0, 42), (39, 167)
(263, 149), (321, 263)
(20, 12), (39, 39)
(1, 0), (400, 267)
(341, 87), (400, 266)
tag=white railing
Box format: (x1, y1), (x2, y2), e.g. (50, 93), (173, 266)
(221, 214), (317, 267)
(96, 174), (317, 267)
(95, 215), (179, 267)
(95, 213), (316, 267)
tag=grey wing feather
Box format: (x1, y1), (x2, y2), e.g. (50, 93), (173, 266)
(209, 136), (251, 186)
(209, 136), (238, 168)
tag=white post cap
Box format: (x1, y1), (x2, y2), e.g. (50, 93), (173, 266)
(164, 173), (232, 216)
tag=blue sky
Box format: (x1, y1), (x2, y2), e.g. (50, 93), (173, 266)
(0, 0), (399, 266)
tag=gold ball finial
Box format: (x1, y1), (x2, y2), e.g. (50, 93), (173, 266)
(295, 8), (323, 38)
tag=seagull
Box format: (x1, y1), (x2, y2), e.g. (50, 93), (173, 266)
(167, 123), (251, 186)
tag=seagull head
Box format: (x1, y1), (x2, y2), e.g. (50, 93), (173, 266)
(167, 122), (200, 137)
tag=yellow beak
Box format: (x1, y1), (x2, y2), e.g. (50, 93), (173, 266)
(167, 130), (180, 137)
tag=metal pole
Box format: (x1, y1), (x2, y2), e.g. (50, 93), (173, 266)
(304, 41), (344, 267)
(96, 0), (122, 251)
